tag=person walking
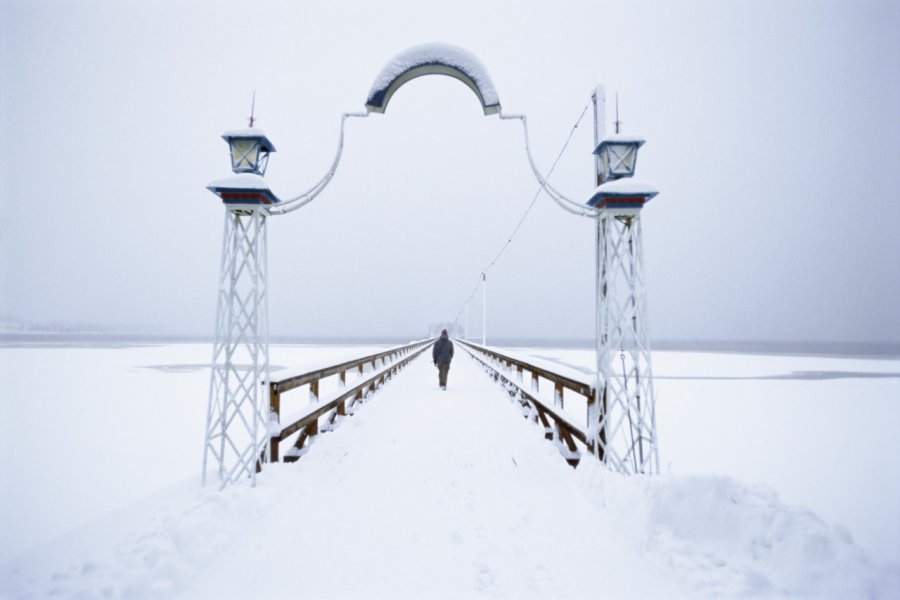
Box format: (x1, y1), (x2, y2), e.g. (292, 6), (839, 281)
(432, 328), (454, 390)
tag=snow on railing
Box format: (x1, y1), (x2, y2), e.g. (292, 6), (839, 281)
(457, 339), (601, 467)
(267, 339), (434, 462)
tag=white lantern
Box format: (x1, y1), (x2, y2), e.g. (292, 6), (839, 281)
(222, 129), (276, 176)
(593, 134), (645, 182)
(208, 128), (280, 208)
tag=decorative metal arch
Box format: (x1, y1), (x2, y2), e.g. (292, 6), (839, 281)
(205, 45), (662, 488)
(365, 43), (502, 116)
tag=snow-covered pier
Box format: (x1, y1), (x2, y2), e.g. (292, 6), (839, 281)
(265, 338), (602, 471)
(2, 341), (898, 599)
(265, 337), (658, 475)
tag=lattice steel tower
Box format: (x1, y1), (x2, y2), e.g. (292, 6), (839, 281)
(202, 127), (280, 487)
(586, 87), (661, 475)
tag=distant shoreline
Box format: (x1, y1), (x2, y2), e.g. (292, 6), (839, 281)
(1, 333), (897, 359)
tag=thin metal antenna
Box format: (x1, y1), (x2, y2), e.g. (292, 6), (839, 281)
(248, 91), (256, 128)
(614, 93), (621, 134)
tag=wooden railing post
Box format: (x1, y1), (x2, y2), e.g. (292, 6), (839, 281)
(457, 339), (592, 469)
(354, 365), (364, 405)
(586, 388), (606, 462)
(553, 382), (565, 445)
(337, 371), (347, 416)
(264, 339), (434, 465)
(309, 379), (319, 431)
(269, 384), (281, 462)
(299, 379), (320, 449)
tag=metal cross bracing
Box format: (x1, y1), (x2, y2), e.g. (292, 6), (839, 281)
(203, 208), (271, 488)
(588, 213), (659, 474)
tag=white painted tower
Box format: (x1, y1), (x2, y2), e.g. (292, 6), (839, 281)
(586, 87), (661, 474)
(202, 127), (279, 487)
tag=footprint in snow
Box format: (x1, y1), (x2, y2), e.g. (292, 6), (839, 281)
(474, 561), (495, 590)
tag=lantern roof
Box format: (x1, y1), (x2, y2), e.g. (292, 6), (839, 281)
(587, 178), (658, 208)
(592, 133), (645, 155)
(208, 173), (274, 190)
(207, 173), (281, 206)
(221, 128), (277, 153)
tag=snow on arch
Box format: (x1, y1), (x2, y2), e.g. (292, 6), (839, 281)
(366, 43), (501, 116)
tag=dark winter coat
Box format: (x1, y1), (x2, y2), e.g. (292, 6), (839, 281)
(432, 333), (454, 365)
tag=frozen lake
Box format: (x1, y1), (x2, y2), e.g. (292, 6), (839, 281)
(1, 339), (898, 571)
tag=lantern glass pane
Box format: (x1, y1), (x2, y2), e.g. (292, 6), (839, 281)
(231, 139), (260, 170)
(608, 143), (637, 176)
(258, 151), (269, 175)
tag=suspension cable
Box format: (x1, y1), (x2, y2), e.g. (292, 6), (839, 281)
(499, 111), (599, 218)
(484, 102), (591, 271)
(453, 100), (596, 324)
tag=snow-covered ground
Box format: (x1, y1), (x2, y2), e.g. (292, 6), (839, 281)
(515, 347), (900, 567)
(0, 340), (898, 598)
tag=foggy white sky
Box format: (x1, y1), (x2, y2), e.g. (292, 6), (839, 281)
(1, 0), (898, 344)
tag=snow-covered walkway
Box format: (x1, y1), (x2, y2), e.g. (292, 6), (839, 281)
(177, 350), (681, 598)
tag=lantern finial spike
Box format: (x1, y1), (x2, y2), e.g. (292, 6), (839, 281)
(248, 90), (256, 128)
(614, 93), (621, 134)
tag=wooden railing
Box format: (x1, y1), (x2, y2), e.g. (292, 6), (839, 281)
(457, 339), (606, 466)
(267, 339), (434, 462)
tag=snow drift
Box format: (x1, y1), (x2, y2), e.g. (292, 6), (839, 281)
(576, 460), (898, 599)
